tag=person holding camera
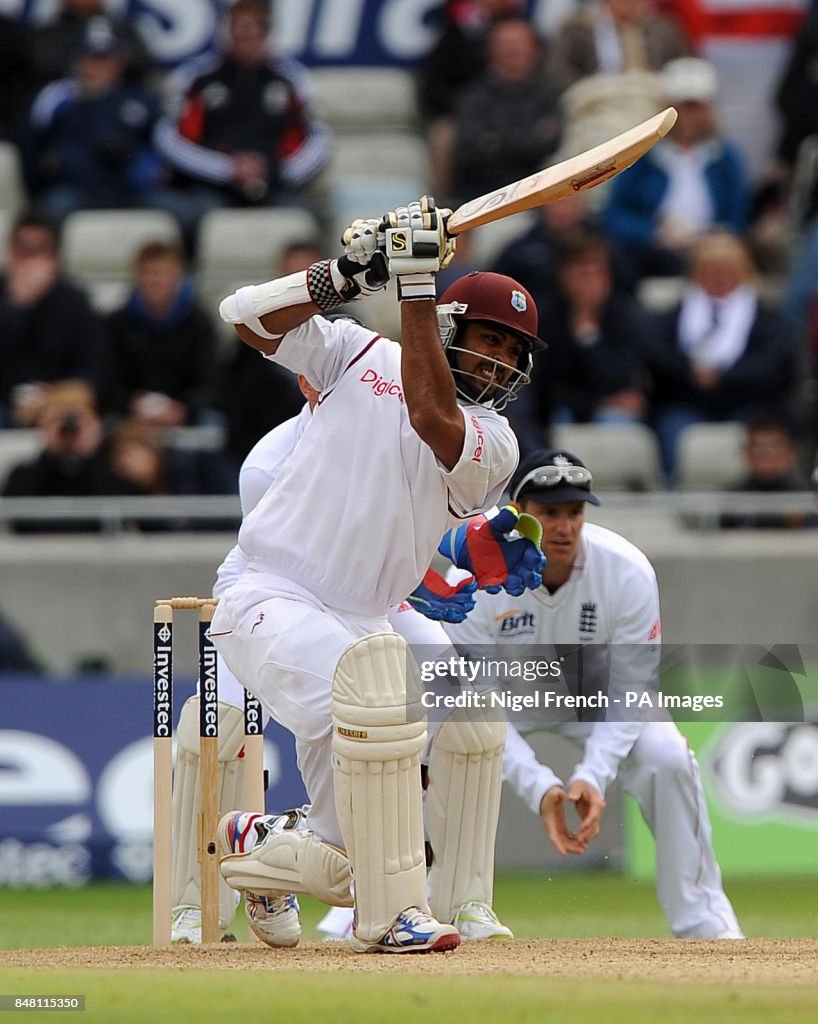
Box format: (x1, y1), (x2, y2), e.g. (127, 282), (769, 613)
(1, 380), (134, 532)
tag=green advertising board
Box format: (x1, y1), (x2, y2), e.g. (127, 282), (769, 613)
(627, 715), (818, 877)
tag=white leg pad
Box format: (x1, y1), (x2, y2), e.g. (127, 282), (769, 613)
(172, 697), (246, 930)
(427, 709), (506, 923)
(331, 632), (428, 942)
(219, 830), (353, 907)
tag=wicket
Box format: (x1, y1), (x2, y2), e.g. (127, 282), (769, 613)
(152, 597), (264, 945)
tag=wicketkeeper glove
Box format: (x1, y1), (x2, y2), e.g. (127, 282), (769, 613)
(382, 196), (456, 302)
(438, 506), (546, 596)
(406, 569), (478, 624)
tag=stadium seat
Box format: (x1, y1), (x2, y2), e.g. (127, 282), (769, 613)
(327, 132), (429, 250)
(329, 131), (428, 184)
(195, 207), (323, 344)
(551, 423), (664, 491)
(196, 206), (322, 282)
(61, 209), (181, 286)
(675, 422), (747, 490)
(311, 67), (419, 132)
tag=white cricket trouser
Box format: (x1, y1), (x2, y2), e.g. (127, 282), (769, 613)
(530, 719), (741, 938)
(210, 574), (394, 849)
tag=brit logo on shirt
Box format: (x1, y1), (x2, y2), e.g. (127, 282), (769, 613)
(579, 602), (597, 638)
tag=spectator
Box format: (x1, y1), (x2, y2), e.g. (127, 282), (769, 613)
(549, 0), (690, 94)
(0, 212), (105, 427)
(509, 229), (650, 454)
(416, 0), (522, 197)
(719, 414), (814, 530)
(537, 230), (649, 421)
(416, 0), (521, 121)
(20, 16), (161, 224)
(152, 0), (331, 250)
(547, 0), (688, 180)
(104, 420), (238, 531)
(104, 241), (219, 427)
(639, 230), (796, 481)
(1, 380), (133, 532)
(446, 16), (562, 207)
(602, 57), (750, 281)
(218, 239), (322, 468)
(491, 191), (624, 297)
(28, 2), (152, 91)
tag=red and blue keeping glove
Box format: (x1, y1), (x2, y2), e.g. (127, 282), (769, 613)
(438, 506), (545, 596)
(406, 569), (478, 623)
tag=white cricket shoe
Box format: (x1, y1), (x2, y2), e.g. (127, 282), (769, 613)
(245, 892), (302, 948)
(351, 906), (461, 954)
(219, 809), (305, 948)
(452, 901), (514, 941)
(712, 928), (745, 940)
(171, 905), (202, 944)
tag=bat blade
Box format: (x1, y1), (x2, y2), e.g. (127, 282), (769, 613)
(446, 107), (677, 236)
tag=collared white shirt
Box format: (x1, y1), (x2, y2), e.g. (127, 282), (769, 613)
(445, 522), (661, 805)
(235, 316), (518, 616)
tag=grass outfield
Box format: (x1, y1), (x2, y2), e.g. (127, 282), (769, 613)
(1, 873), (816, 1024)
(2, 871), (817, 949)
(0, 970), (814, 1024)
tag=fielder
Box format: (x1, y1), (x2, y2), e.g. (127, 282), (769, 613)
(171, 358), (540, 945)
(445, 448), (744, 940)
(183, 198), (547, 952)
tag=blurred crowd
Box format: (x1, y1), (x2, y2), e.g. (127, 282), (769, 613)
(1, 0), (818, 528)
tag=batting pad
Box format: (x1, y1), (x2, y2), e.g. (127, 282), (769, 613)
(172, 697), (245, 930)
(219, 829), (353, 907)
(427, 708), (505, 923)
(331, 632), (428, 942)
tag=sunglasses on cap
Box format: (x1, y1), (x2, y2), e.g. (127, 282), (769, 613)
(511, 464), (593, 501)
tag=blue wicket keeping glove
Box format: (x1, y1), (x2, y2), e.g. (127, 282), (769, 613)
(438, 505), (545, 597)
(406, 569), (478, 624)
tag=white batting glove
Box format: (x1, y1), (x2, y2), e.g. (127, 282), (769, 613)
(383, 196), (456, 301)
(336, 217), (390, 299)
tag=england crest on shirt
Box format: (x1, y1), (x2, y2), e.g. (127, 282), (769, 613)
(579, 601), (597, 639)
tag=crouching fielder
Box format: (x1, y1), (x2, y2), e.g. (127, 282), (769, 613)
(210, 198), (545, 952)
(446, 448), (744, 940)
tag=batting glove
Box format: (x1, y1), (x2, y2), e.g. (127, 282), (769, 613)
(383, 196), (456, 302)
(336, 217), (390, 298)
(406, 569), (478, 624)
(438, 506), (545, 596)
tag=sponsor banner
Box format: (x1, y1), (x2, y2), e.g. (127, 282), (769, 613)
(8, 0), (576, 69)
(0, 675), (307, 887)
(627, 715), (818, 877)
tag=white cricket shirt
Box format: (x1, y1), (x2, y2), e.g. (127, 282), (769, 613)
(235, 316), (518, 616)
(213, 403), (312, 599)
(445, 522), (662, 806)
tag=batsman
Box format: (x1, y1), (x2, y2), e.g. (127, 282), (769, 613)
(206, 197), (546, 952)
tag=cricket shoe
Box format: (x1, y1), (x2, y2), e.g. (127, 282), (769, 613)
(219, 810), (305, 947)
(171, 905), (202, 944)
(245, 892), (302, 948)
(452, 901), (514, 941)
(712, 928), (745, 940)
(350, 907), (461, 954)
(170, 904), (238, 944)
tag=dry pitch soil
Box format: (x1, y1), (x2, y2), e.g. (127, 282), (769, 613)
(2, 940), (818, 983)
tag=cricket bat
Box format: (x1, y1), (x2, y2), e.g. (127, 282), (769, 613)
(445, 107), (677, 236)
